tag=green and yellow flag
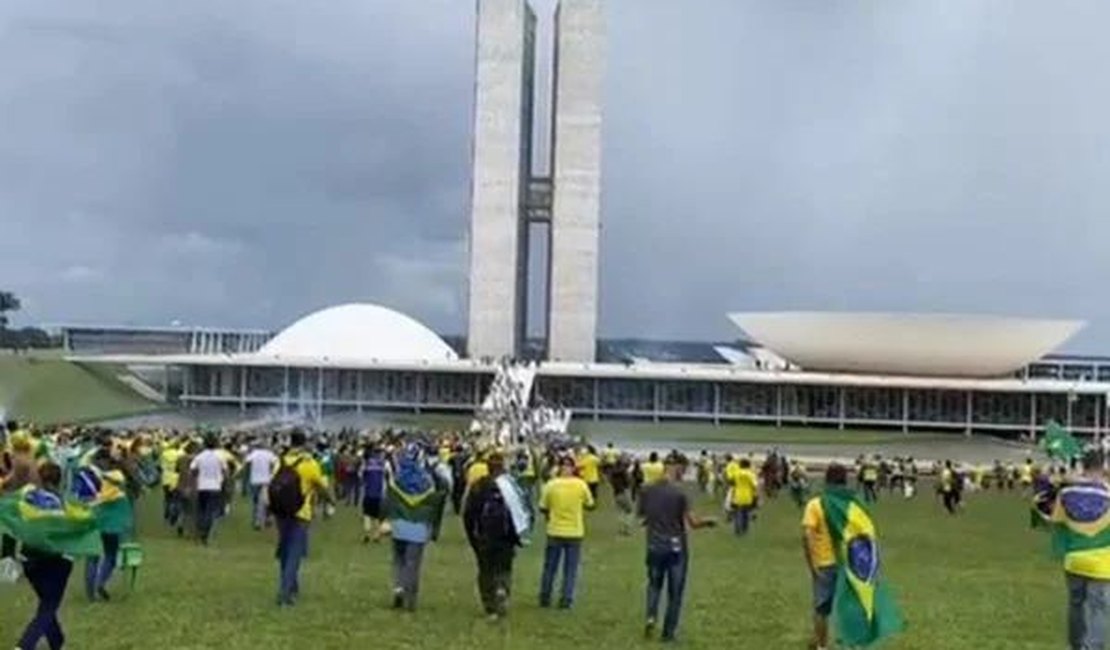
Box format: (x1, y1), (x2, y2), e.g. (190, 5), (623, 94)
(1050, 479), (1110, 577)
(1042, 420), (1083, 462)
(0, 485), (103, 557)
(821, 486), (904, 647)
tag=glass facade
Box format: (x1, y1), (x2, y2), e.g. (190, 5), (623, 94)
(181, 364), (1108, 435)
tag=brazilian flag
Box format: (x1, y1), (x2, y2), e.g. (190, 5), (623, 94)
(1050, 480), (1110, 568)
(821, 486), (904, 647)
(73, 465), (134, 536)
(0, 485), (103, 557)
(384, 480), (447, 540)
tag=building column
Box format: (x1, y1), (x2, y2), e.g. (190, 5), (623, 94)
(592, 378), (600, 421)
(902, 389), (909, 434)
(837, 388), (846, 430)
(1067, 391), (1075, 432)
(357, 371), (364, 414)
(652, 382), (660, 424)
(713, 383), (721, 426)
(965, 391), (973, 437)
(775, 384), (783, 428)
(240, 367), (247, 412)
(283, 366), (290, 420)
(1030, 393), (1038, 442)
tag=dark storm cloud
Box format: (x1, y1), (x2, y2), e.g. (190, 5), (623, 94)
(2, 1), (1110, 350)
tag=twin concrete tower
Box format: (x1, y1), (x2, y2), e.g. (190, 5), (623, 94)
(467, 0), (603, 362)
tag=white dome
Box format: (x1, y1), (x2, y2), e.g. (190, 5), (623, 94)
(258, 303), (458, 363)
(730, 311), (1083, 378)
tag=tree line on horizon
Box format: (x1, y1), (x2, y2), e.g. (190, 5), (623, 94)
(0, 290), (57, 350)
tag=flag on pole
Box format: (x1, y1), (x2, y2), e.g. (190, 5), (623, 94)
(1042, 420), (1083, 462)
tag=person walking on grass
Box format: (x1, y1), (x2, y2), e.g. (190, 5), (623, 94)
(802, 463), (902, 650)
(384, 444), (447, 612)
(269, 429), (332, 607)
(1043, 449), (1110, 650)
(77, 435), (134, 603)
(190, 435), (227, 546)
(639, 461), (716, 643)
(360, 446), (388, 544)
(464, 452), (532, 621)
(2, 461), (104, 650)
(539, 455), (595, 609)
(244, 438), (278, 530)
(726, 458), (759, 536)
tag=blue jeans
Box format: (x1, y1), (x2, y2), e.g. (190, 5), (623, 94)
(540, 538), (582, 608)
(1067, 573), (1110, 650)
(20, 553), (72, 650)
(732, 506), (752, 536)
(85, 533), (120, 600)
(646, 547), (688, 641)
(196, 491), (222, 544)
(276, 518), (308, 604)
(250, 485), (267, 529)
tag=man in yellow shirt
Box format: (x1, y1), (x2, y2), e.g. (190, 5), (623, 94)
(273, 430), (331, 607)
(802, 464), (846, 650)
(577, 446), (602, 500)
(539, 456), (595, 609)
(642, 452), (666, 486)
(728, 458), (759, 536)
(160, 443), (183, 527)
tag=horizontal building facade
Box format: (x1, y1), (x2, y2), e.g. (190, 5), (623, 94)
(154, 358), (1110, 437)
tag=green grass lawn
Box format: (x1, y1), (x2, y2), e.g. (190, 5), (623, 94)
(1, 484), (1065, 649)
(0, 355), (161, 425)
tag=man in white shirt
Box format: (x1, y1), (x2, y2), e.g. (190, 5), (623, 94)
(190, 436), (228, 545)
(245, 440), (279, 530)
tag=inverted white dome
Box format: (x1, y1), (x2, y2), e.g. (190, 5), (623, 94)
(730, 312), (1083, 378)
(258, 303), (458, 363)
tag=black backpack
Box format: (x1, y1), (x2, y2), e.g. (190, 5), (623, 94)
(269, 457), (305, 519)
(478, 487), (515, 545)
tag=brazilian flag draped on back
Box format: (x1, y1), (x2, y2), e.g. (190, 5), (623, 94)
(821, 486), (904, 647)
(384, 479), (447, 539)
(0, 485), (103, 557)
(72, 464), (134, 536)
(1050, 479), (1110, 579)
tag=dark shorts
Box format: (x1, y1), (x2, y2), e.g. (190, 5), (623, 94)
(362, 498), (383, 519)
(813, 566), (838, 616)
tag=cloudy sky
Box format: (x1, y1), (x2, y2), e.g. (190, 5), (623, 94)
(2, 1), (1109, 351)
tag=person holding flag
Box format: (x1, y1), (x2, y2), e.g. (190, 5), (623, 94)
(74, 435), (135, 602)
(1044, 449), (1110, 650)
(0, 461), (103, 650)
(802, 463), (903, 650)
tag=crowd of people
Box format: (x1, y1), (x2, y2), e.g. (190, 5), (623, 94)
(0, 418), (1106, 649)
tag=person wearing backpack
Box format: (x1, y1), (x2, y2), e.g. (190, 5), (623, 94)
(269, 429), (331, 607)
(463, 452), (532, 621)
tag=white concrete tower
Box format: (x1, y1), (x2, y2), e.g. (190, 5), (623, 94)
(467, 0), (602, 362)
(547, 0), (603, 362)
(467, 0), (536, 360)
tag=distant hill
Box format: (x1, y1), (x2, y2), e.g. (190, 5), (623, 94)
(0, 353), (162, 425)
